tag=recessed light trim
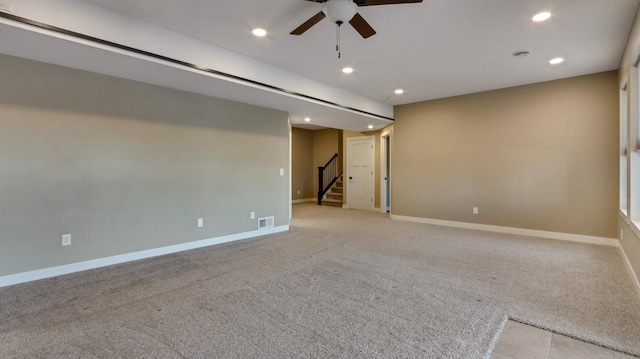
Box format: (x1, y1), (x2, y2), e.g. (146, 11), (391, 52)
(394, 89), (404, 95)
(252, 28), (267, 37)
(533, 12), (551, 22)
(342, 67), (354, 74)
(549, 57), (564, 65)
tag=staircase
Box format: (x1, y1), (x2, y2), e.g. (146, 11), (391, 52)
(322, 176), (343, 207)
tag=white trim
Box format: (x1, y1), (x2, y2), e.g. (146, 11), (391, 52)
(630, 220), (640, 240)
(620, 209), (629, 221)
(390, 214), (619, 247)
(289, 120), (293, 221)
(292, 198), (316, 204)
(619, 243), (640, 295)
(0, 225), (289, 288)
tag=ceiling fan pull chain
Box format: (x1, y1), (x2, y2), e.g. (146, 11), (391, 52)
(336, 21), (342, 59)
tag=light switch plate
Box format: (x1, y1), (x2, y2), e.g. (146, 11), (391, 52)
(61, 234), (71, 246)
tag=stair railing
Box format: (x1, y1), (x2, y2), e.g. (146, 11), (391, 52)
(318, 153), (340, 205)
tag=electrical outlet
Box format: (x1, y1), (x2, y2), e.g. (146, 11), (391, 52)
(197, 218), (204, 228)
(279, 168), (285, 176)
(473, 207), (479, 215)
(297, 190), (301, 195)
(61, 234), (71, 246)
(0, 1), (13, 12)
(250, 211), (256, 220)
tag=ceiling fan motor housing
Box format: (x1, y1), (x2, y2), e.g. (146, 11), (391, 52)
(323, 0), (358, 24)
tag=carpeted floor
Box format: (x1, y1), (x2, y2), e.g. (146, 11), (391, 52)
(1, 204), (639, 358)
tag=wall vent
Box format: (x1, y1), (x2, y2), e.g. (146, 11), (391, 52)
(258, 216), (274, 230)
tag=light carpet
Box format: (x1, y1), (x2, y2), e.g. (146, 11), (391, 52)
(0, 204), (639, 358)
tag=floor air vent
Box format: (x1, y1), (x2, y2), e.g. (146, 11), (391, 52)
(258, 216), (274, 230)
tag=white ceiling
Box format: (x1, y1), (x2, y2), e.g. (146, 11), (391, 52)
(83, 0), (639, 105)
(1, 0), (639, 131)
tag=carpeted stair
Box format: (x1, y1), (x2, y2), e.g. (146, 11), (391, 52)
(322, 176), (343, 207)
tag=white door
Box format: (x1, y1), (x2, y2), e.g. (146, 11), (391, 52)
(347, 136), (375, 210)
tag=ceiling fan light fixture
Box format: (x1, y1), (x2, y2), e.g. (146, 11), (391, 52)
(323, 0), (358, 24)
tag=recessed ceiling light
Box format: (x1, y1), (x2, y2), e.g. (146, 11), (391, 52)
(368, 125), (374, 129)
(549, 57), (564, 65)
(304, 117), (311, 122)
(252, 28), (267, 37)
(342, 67), (354, 74)
(394, 89), (404, 95)
(533, 12), (551, 22)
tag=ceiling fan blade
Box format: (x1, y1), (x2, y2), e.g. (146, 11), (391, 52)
(356, 0), (422, 6)
(349, 13), (376, 38)
(291, 11), (327, 35)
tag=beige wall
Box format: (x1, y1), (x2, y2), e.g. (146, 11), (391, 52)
(291, 128), (314, 200)
(0, 54), (290, 277)
(393, 71), (619, 238)
(343, 130), (381, 209)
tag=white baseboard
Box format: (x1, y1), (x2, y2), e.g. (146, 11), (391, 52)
(619, 243), (640, 295)
(0, 225), (289, 288)
(292, 198), (316, 204)
(390, 215), (619, 247)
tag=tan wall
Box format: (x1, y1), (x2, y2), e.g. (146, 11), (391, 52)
(343, 130), (381, 209)
(291, 128), (314, 200)
(393, 71), (619, 238)
(0, 54), (290, 277)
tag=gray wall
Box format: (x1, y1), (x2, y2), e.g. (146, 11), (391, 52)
(393, 71), (619, 238)
(0, 54), (290, 277)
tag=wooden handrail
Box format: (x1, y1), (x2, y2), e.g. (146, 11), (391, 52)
(318, 153), (340, 205)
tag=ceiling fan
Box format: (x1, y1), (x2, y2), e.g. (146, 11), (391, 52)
(291, 0), (423, 39)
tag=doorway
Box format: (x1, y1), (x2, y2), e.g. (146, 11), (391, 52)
(347, 136), (375, 210)
(381, 129), (391, 213)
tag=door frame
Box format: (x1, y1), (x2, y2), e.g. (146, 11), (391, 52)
(346, 135), (375, 210)
(380, 127), (392, 213)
